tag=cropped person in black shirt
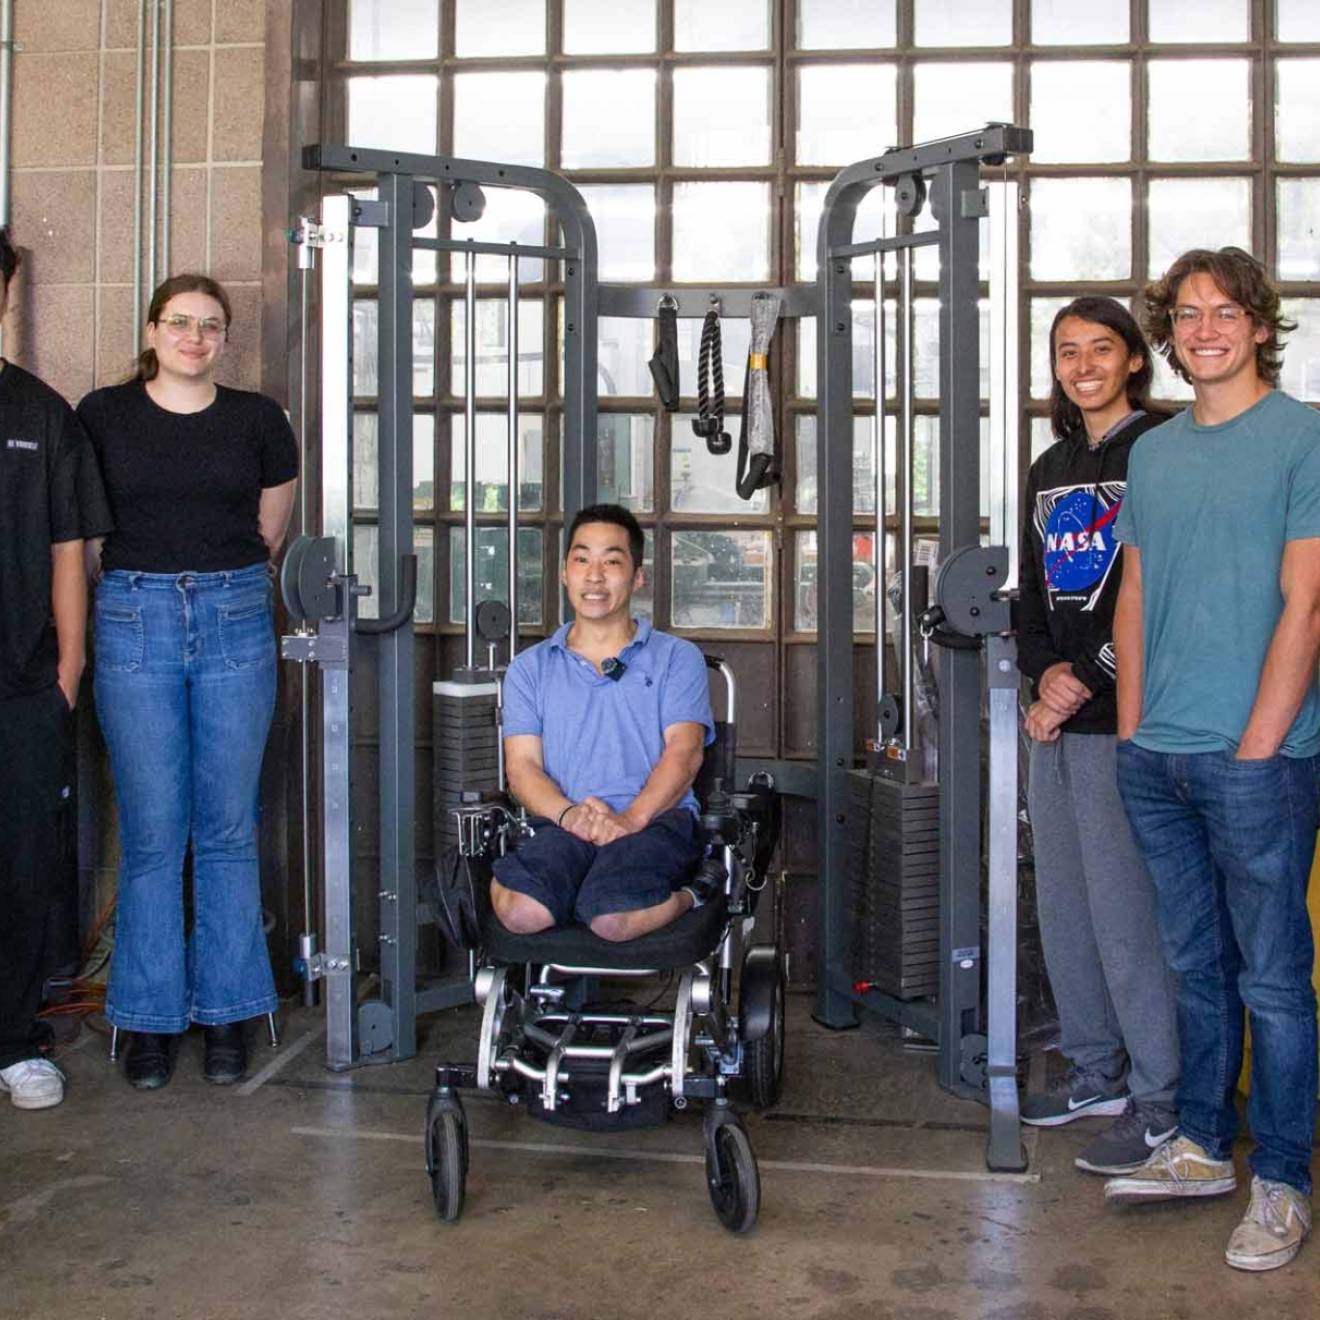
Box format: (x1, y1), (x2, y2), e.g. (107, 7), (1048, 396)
(78, 274), (297, 1090)
(1013, 297), (1180, 1176)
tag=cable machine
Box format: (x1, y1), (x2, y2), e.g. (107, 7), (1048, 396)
(280, 145), (598, 1069)
(812, 124), (1032, 1171)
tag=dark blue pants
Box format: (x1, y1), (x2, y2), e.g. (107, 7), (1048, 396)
(493, 808), (701, 927)
(1117, 742), (1319, 1193)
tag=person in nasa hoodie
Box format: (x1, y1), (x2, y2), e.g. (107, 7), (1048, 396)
(1013, 296), (1180, 1180)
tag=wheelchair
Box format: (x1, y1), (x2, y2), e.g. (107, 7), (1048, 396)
(426, 656), (785, 1234)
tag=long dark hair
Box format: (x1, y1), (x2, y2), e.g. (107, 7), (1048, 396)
(133, 273), (232, 382)
(1142, 246), (1295, 388)
(1048, 296), (1154, 439)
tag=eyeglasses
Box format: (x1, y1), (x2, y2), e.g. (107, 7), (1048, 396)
(158, 313), (227, 339)
(1169, 305), (1248, 330)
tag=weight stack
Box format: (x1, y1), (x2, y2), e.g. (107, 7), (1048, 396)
(432, 678), (500, 852)
(845, 769), (940, 999)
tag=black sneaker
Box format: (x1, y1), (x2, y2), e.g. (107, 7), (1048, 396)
(1020, 1065), (1128, 1127)
(1075, 1100), (1179, 1174)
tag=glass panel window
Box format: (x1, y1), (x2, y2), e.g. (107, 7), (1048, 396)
(415, 527), (436, 625)
(597, 316), (654, 398)
(455, 0), (545, 57)
(1148, 178), (1252, 278)
(795, 531), (880, 633)
(1149, 0), (1247, 43)
(676, 318), (752, 399)
(797, 299), (893, 400)
(1280, 300), (1320, 403)
(598, 415), (654, 511)
(576, 185), (656, 282)
(672, 531), (771, 630)
(1278, 1), (1320, 41)
(561, 70), (656, 169)
(355, 526), (433, 621)
(453, 72), (546, 168)
(797, 0), (897, 49)
(913, 63), (1013, 144)
(1032, 0), (1127, 45)
(449, 190), (546, 283)
(449, 527), (544, 627)
(672, 183), (770, 281)
(795, 415), (881, 515)
(1277, 60), (1320, 164)
(633, 528), (656, 621)
(349, 0), (438, 61)
(1277, 180), (1320, 282)
(1148, 60), (1250, 162)
(673, 67), (771, 167)
(914, 0), (1011, 47)
(1029, 62), (1131, 164)
(1030, 177), (1132, 281)
(676, 0), (769, 50)
(1150, 345), (1195, 402)
(450, 299), (544, 398)
(1030, 297), (1071, 399)
(450, 414), (544, 513)
(796, 180), (894, 281)
(352, 299), (436, 398)
(563, 0), (655, 54)
(671, 416), (768, 514)
(347, 76), (437, 156)
(352, 413), (436, 512)
(1030, 417), (1056, 462)
(797, 64), (898, 167)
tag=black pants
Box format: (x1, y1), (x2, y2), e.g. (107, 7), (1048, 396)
(0, 685), (71, 1068)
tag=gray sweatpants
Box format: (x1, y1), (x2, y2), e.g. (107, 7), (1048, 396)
(1027, 733), (1179, 1108)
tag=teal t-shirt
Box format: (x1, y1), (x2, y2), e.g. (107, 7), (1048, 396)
(1114, 390), (1320, 757)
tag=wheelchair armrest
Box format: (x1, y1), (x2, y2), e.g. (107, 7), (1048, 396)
(452, 797), (524, 859)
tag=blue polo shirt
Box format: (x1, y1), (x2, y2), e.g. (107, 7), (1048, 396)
(501, 617), (715, 815)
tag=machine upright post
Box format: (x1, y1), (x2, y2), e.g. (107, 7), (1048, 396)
(318, 193), (357, 1070)
(899, 247), (915, 754)
(932, 157), (986, 1093)
(376, 171), (419, 1060)
(464, 249), (478, 671)
(508, 253), (520, 656)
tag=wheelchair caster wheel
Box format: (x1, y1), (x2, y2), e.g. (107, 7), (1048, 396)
(704, 1120), (759, 1233)
(425, 1092), (468, 1223)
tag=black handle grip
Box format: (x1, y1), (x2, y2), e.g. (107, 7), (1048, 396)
(356, 553), (418, 635)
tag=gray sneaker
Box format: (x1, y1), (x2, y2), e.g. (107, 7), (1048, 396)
(1020, 1065), (1128, 1128)
(1225, 1177), (1311, 1272)
(1074, 1101), (1178, 1175)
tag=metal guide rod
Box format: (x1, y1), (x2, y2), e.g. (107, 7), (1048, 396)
(507, 253), (520, 657)
(295, 226), (315, 997)
(988, 178), (1020, 588)
(873, 246), (886, 743)
(318, 193), (355, 1069)
(900, 247), (915, 753)
(464, 248), (478, 670)
(131, 0), (145, 350)
(160, 0), (173, 278)
(146, 0), (160, 296)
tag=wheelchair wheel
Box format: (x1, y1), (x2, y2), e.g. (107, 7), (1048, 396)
(743, 959), (785, 1111)
(425, 1097), (468, 1223)
(705, 1120), (760, 1233)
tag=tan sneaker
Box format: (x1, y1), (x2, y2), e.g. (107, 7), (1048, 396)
(1225, 1177), (1311, 1272)
(1104, 1134), (1236, 1203)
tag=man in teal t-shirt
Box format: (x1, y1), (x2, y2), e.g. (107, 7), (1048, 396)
(1105, 246), (1320, 1275)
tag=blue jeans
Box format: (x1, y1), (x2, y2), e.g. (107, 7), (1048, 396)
(95, 565), (278, 1033)
(1117, 742), (1318, 1193)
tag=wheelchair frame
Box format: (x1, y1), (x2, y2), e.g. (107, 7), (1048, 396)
(427, 659), (785, 1234)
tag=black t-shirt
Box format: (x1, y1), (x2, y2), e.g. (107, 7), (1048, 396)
(0, 362), (114, 699)
(77, 381), (298, 573)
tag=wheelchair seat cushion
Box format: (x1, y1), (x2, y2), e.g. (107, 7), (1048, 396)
(480, 897), (729, 971)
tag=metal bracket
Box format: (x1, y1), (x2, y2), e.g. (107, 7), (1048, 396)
(962, 187), (990, 219)
(281, 633), (348, 666)
(351, 198), (390, 229)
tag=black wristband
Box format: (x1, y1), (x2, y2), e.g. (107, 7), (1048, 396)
(556, 802), (576, 827)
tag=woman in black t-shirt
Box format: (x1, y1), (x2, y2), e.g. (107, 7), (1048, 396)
(78, 274), (297, 1092)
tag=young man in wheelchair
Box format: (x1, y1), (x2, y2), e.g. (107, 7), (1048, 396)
(491, 502), (719, 942)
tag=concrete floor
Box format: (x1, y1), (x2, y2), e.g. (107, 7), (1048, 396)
(2, 994), (1317, 1320)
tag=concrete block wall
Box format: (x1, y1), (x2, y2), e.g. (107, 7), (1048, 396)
(6, 0), (268, 402)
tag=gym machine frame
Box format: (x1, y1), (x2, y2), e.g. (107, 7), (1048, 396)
(812, 125), (1032, 1171)
(283, 145), (598, 1068)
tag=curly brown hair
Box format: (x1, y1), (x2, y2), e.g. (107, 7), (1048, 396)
(1141, 247), (1295, 388)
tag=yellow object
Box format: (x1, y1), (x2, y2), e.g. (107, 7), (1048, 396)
(1238, 840), (1320, 1095)
(748, 353), (768, 370)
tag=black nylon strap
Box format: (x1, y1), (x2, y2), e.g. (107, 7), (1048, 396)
(736, 350), (779, 500)
(648, 303), (680, 411)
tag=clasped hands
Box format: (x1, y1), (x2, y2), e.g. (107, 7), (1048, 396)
(1024, 661), (1092, 743)
(560, 796), (644, 845)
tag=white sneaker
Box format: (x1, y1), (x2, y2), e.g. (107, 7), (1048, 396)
(1225, 1177), (1312, 1272)
(0, 1057), (66, 1110)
